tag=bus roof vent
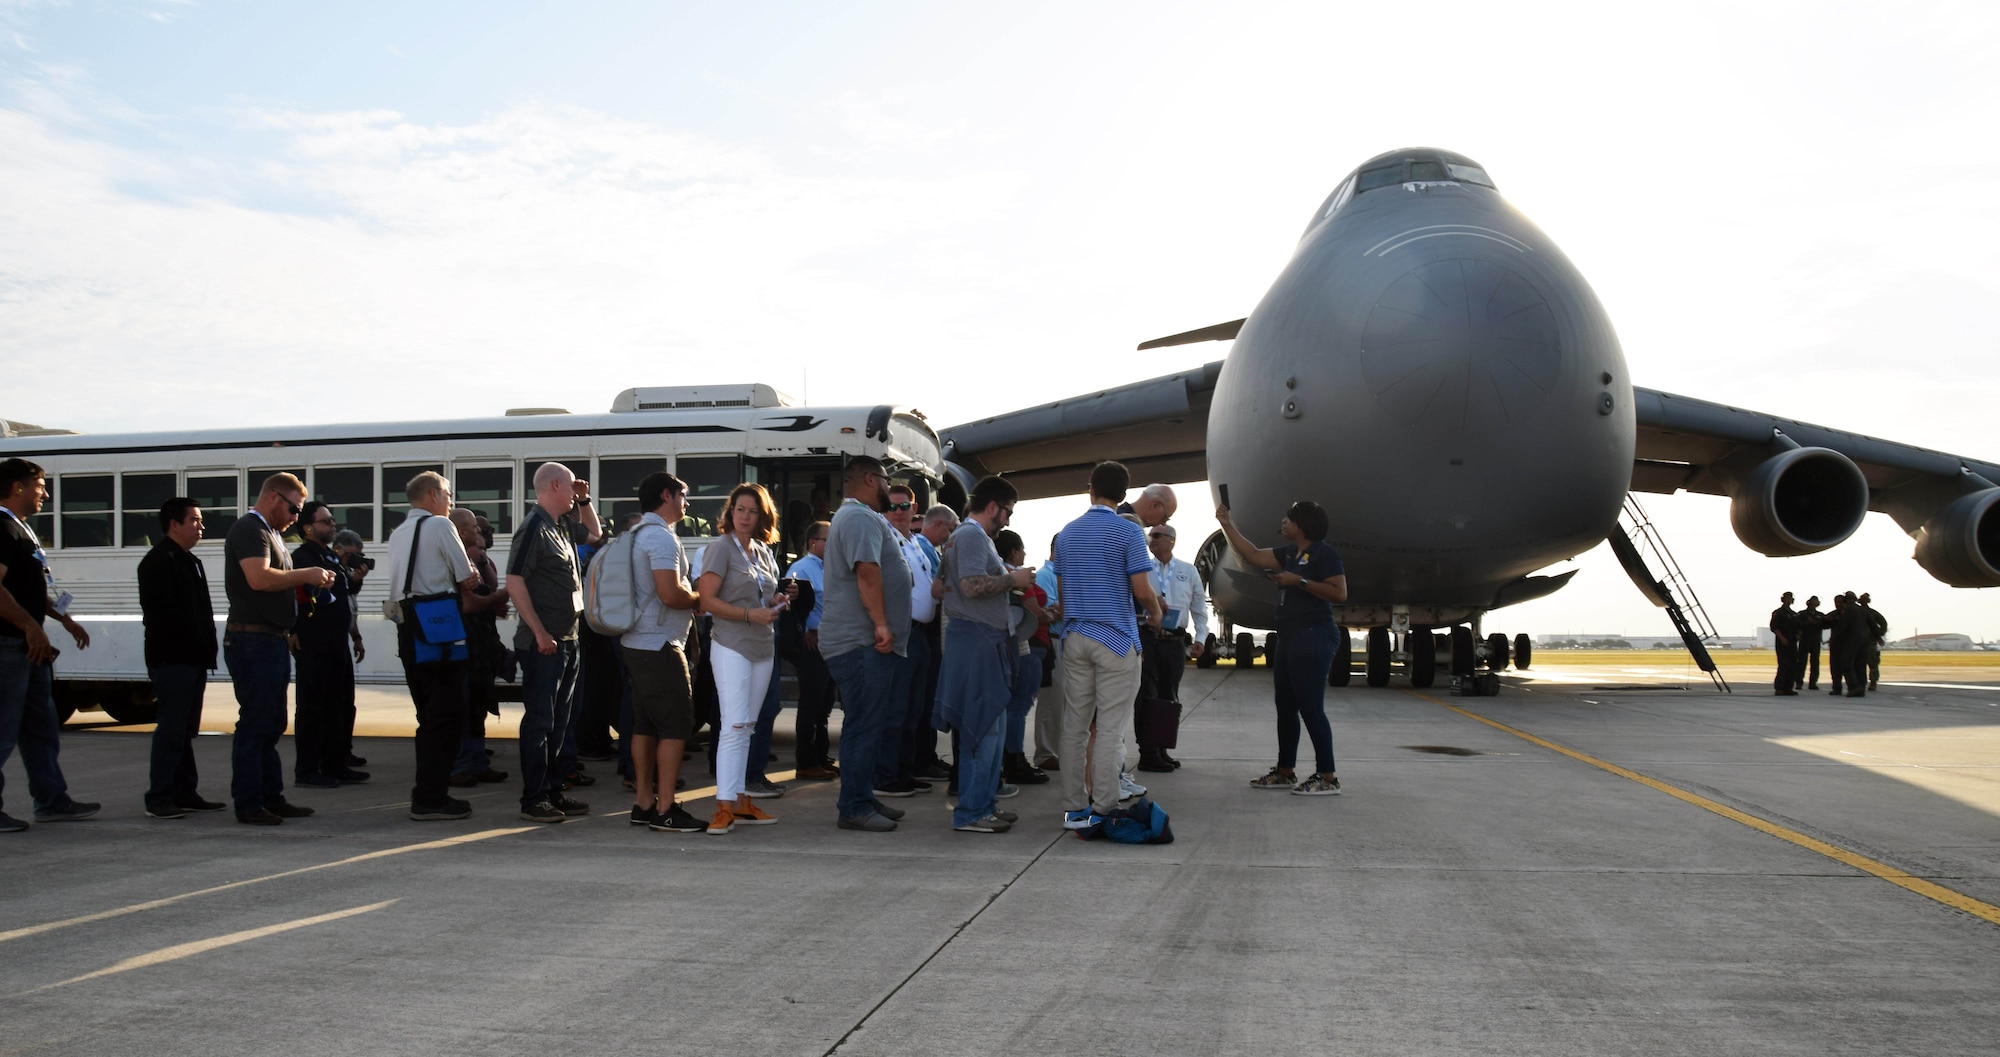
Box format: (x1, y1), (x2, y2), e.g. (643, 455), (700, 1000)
(611, 384), (794, 412)
(504, 407), (572, 417)
(0, 418), (79, 437)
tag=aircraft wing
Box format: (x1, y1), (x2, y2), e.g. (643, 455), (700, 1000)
(938, 361), (1222, 501)
(1631, 386), (2000, 585)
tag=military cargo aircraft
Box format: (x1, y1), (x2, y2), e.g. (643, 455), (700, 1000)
(938, 147), (2000, 694)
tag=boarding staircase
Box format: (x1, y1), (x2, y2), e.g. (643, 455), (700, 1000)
(1609, 495), (1731, 692)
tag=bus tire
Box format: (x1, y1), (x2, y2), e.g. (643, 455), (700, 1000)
(102, 683), (159, 726)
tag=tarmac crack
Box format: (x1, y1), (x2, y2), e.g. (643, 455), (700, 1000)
(818, 827), (1070, 1056)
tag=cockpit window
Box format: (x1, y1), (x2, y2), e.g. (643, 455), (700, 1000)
(1356, 165), (1404, 193)
(1445, 163), (1494, 187)
(1409, 160), (1446, 181)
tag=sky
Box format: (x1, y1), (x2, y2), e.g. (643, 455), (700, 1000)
(4, 0), (1999, 643)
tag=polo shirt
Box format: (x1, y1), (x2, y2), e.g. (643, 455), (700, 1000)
(1052, 504), (1151, 657)
(1272, 542), (1345, 631)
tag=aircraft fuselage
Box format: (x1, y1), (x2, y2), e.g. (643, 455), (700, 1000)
(1205, 149), (1635, 630)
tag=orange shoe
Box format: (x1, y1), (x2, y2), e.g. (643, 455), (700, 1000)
(732, 800), (777, 826)
(707, 806), (735, 834)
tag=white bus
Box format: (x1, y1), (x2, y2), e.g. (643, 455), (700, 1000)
(0, 384), (950, 723)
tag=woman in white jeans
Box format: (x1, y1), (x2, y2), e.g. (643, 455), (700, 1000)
(697, 483), (789, 834)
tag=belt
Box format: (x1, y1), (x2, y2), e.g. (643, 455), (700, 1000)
(225, 622), (285, 635)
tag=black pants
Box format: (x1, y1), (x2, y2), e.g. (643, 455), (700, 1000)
(790, 648), (835, 767)
(1795, 642), (1820, 688)
(398, 624), (468, 807)
(1835, 649), (1867, 696)
(295, 646), (355, 779)
(1773, 642), (1797, 693)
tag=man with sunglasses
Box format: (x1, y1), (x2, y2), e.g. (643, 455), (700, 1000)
(223, 472), (335, 825)
(290, 501), (368, 789)
(874, 484), (936, 799)
(0, 458), (99, 831)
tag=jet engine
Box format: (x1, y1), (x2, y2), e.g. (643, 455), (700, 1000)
(1726, 446), (1870, 557)
(1914, 487), (2000, 588)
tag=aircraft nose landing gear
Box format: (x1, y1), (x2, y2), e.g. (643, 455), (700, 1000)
(1450, 623), (1510, 696)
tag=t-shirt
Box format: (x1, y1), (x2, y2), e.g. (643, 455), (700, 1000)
(508, 505), (583, 648)
(820, 499), (911, 659)
(385, 513), (474, 601)
(943, 520), (1009, 631)
(622, 512), (694, 651)
(0, 510), (49, 638)
(701, 533), (780, 662)
(1272, 542), (1345, 630)
(224, 510), (297, 630)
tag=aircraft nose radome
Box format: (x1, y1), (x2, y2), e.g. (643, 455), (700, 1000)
(1359, 258), (1562, 435)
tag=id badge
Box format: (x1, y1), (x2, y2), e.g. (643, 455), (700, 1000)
(571, 588), (585, 614)
(53, 591), (74, 616)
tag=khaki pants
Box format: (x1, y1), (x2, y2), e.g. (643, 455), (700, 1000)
(1032, 636), (1065, 764)
(1059, 634), (1142, 814)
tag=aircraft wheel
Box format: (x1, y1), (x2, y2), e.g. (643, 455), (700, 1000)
(1329, 626), (1352, 687)
(102, 683), (159, 726)
(1365, 627), (1391, 687)
(1409, 628), (1436, 687)
(1486, 632), (1510, 671)
(1478, 673), (1501, 696)
(1196, 634), (1219, 669)
(1235, 631), (1256, 669)
(1450, 626), (1476, 677)
(1513, 633), (1534, 670)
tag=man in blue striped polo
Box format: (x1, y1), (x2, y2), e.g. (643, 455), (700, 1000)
(1053, 461), (1163, 829)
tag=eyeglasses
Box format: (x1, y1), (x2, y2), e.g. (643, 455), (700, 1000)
(1000, 505), (1016, 517)
(887, 501), (914, 512)
(311, 518), (336, 526)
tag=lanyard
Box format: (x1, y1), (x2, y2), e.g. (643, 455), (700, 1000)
(731, 534), (770, 599)
(0, 507), (54, 589)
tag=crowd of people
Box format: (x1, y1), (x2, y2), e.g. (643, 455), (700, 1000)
(1768, 590), (1890, 697)
(0, 453), (1354, 836)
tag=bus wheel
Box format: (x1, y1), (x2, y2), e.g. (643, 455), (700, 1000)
(102, 684), (159, 726)
(53, 682), (80, 725)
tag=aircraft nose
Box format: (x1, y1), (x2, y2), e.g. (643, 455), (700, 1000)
(1358, 258), (1562, 435)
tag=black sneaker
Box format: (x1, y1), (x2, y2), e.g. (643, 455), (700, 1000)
(649, 803), (707, 832)
(33, 797), (100, 822)
(335, 769), (371, 784)
(175, 793), (227, 812)
(873, 782), (918, 798)
(409, 798), (472, 821)
(296, 773), (340, 788)
(267, 801), (314, 819)
(629, 804), (659, 827)
(549, 794), (591, 816)
(0, 811), (28, 832)
(347, 753), (369, 767)
(145, 799), (190, 819)
(237, 808), (283, 826)
(520, 801), (567, 823)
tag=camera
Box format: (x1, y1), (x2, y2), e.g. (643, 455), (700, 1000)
(346, 554), (377, 571)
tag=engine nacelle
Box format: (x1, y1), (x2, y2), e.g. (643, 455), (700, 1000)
(1727, 447), (1870, 557)
(1914, 487), (2000, 588)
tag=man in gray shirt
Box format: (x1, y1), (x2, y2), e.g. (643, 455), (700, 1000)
(507, 462), (593, 823)
(819, 456), (911, 832)
(935, 476), (1033, 833)
(223, 472), (335, 825)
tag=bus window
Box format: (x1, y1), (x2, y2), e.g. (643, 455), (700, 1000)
(60, 474), (113, 549)
(675, 455), (741, 536)
(186, 474), (238, 541)
(598, 457), (666, 531)
(382, 463), (444, 538)
(121, 473), (177, 548)
(314, 465), (375, 541)
(454, 465), (514, 535)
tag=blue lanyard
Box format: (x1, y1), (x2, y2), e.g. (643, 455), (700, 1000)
(0, 507), (53, 589)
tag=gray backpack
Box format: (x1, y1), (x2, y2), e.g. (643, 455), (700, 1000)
(584, 522), (663, 636)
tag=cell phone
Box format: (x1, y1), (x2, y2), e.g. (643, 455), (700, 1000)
(1218, 483), (1231, 509)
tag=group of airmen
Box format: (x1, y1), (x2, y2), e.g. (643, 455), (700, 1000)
(1768, 590), (1888, 697)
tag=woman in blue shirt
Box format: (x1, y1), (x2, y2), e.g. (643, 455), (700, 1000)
(1216, 500), (1349, 795)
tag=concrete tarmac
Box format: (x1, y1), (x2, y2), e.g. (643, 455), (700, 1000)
(5, 666), (1998, 1056)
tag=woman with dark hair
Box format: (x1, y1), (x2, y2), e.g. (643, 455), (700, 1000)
(696, 483), (790, 833)
(1215, 499), (1349, 795)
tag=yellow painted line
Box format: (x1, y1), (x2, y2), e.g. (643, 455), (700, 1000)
(25, 900), (398, 993)
(1406, 690), (2000, 928)
(0, 828), (531, 944)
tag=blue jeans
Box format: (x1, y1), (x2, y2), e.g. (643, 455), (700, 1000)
(1273, 623), (1337, 774)
(953, 714), (1006, 826)
(0, 640), (69, 812)
(1005, 644), (1043, 754)
(746, 659), (782, 785)
(224, 632), (293, 815)
(518, 641), (579, 808)
(825, 646), (902, 821)
(881, 620), (931, 787)
(147, 664), (208, 804)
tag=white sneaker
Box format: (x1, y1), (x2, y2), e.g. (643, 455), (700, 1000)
(1119, 772), (1147, 800)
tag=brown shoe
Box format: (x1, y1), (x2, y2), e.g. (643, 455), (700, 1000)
(797, 765), (839, 781)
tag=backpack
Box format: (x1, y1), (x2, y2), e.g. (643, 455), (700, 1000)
(1078, 797), (1175, 845)
(583, 522), (663, 636)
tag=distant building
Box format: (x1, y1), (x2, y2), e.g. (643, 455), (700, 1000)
(1888, 632), (1974, 651)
